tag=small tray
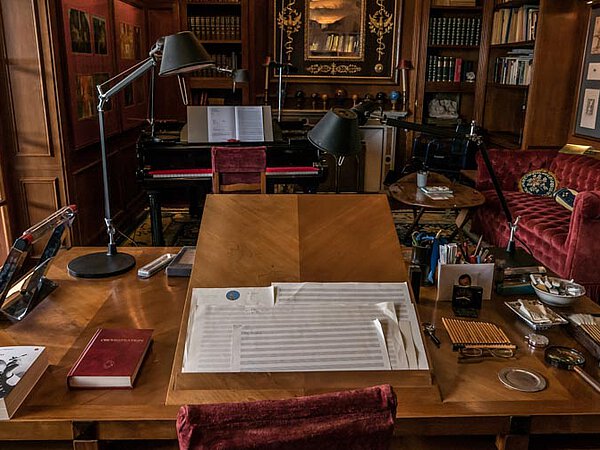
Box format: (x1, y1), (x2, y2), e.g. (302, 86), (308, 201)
(505, 300), (568, 331)
(166, 246), (196, 277)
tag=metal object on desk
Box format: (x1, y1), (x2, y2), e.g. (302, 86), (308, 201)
(498, 367), (547, 392)
(422, 322), (441, 347)
(545, 346), (600, 394)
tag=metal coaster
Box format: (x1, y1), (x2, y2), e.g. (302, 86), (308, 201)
(498, 367), (547, 392)
(525, 333), (550, 349)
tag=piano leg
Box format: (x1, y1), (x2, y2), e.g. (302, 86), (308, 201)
(148, 190), (165, 246)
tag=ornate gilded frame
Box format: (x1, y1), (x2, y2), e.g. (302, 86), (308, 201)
(274, 0), (401, 83)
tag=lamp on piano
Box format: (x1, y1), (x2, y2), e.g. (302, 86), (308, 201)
(307, 108), (362, 193)
(68, 31), (214, 278)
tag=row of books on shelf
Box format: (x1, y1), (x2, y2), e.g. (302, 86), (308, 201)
(427, 56), (476, 83)
(432, 0), (476, 6)
(188, 15), (241, 41)
(187, 0), (239, 3)
(309, 34), (359, 54)
(491, 6), (538, 45)
(1, 329), (151, 419)
(192, 52), (239, 78)
(429, 16), (481, 46)
(492, 49), (533, 86)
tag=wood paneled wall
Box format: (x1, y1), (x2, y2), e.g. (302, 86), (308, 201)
(0, 0), (68, 244)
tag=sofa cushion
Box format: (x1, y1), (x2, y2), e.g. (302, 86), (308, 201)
(550, 153), (600, 192)
(477, 190), (570, 277)
(518, 169), (558, 196)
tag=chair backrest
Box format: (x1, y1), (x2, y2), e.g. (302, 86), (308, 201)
(211, 146), (267, 194)
(176, 384), (397, 450)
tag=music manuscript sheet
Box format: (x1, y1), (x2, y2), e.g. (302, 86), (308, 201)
(183, 283), (427, 373)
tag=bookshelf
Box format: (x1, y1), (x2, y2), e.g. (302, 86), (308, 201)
(417, 0), (586, 150)
(179, 0), (249, 105)
(483, 0), (585, 149)
(416, 0), (486, 128)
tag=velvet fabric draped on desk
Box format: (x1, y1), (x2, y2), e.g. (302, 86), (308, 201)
(176, 384), (397, 450)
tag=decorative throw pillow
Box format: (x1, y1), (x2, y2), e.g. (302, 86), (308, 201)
(518, 169), (558, 196)
(553, 187), (578, 211)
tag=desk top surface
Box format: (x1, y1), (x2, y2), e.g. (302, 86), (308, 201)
(0, 195), (598, 441)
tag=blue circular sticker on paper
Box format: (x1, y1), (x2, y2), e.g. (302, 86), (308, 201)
(225, 290), (240, 301)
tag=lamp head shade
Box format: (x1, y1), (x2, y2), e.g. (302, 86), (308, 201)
(307, 107), (362, 157)
(159, 31), (214, 76)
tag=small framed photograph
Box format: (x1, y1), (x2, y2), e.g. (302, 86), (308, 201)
(575, 6), (600, 139)
(92, 16), (107, 55)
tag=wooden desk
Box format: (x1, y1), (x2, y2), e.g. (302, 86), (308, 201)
(0, 247), (188, 448)
(0, 197), (599, 450)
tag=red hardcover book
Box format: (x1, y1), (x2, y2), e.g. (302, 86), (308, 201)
(67, 328), (153, 389)
(454, 58), (463, 83)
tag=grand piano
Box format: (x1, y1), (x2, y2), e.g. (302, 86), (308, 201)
(136, 121), (327, 245)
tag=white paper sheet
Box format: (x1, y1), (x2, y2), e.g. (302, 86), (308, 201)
(272, 282), (427, 369)
(231, 319), (391, 372)
(183, 301), (406, 372)
(235, 106), (264, 141)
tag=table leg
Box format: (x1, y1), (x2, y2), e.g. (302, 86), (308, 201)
(495, 434), (529, 450)
(405, 207), (425, 240)
(73, 440), (99, 450)
(448, 208), (472, 241)
(148, 190), (165, 247)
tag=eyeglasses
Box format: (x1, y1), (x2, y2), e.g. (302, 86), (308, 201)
(458, 346), (515, 361)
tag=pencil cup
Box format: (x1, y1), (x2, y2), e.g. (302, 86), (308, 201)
(416, 170), (428, 188)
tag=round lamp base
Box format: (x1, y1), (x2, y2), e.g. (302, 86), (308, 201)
(68, 251), (136, 278)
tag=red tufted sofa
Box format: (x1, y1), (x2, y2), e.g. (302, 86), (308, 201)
(472, 149), (600, 302)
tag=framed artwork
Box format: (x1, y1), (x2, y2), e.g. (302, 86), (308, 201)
(62, 0), (118, 149)
(575, 6), (600, 139)
(92, 16), (107, 54)
(273, 0), (402, 82)
(115, 0), (147, 130)
(69, 9), (91, 54)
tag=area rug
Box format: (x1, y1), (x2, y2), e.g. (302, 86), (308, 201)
(126, 208), (201, 247)
(392, 209), (458, 246)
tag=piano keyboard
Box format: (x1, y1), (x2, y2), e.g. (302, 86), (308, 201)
(149, 167), (320, 179)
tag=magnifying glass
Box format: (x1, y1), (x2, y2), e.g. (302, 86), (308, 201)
(544, 346), (600, 394)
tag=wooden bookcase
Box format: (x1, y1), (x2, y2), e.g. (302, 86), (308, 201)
(179, 0), (250, 105)
(416, 0), (587, 150)
(416, 0), (488, 128)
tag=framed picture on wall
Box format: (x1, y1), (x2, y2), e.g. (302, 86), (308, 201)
(575, 6), (600, 139)
(62, 0), (119, 149)
(273, 0), (402, 82)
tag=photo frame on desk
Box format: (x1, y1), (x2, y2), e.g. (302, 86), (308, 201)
(61, 0), (119, 149)
(436, 263), (494, 301)
(575, 5), (600, 139)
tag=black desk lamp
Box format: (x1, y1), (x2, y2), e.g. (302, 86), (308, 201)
(68, 31), (214, 278)
(307, 107), (362, 193)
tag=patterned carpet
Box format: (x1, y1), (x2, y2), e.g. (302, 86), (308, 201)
(127, 207), (459, 247)
(126, 208), (201, 247)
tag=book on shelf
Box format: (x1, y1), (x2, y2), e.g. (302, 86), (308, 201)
(67, 329), (153, 389)
(491, 6), (538, 45)
(429, 16), (481, 46)
(493, 49), (533, 85)
(188, 15), (241, 41)
(0, 346), (48, 419)
(426, 56), (475, 83)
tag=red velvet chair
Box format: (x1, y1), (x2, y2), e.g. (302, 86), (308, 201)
(472, 149), (600, 302)
(211, 146), (267, 194)
(176, 384), (397, 450)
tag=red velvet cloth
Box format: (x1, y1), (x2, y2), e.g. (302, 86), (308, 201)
(211, 146), (267, 187)
(176, 384), (397, 450)
(473, 149), (600, 302)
